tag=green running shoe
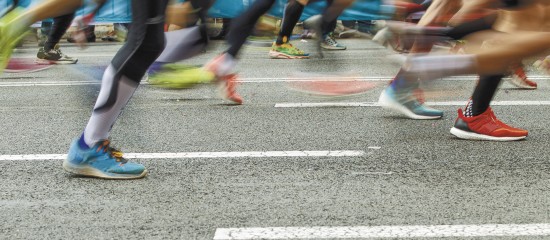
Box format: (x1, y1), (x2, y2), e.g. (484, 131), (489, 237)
(148, 64), (216, 89)
(269, 42), (309, 59)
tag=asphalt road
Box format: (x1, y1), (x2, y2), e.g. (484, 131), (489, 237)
(1, 39), (550, 239)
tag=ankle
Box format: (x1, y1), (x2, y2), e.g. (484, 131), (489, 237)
(78, 133), (91, 150)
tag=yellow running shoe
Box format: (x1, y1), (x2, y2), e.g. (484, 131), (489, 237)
(0, 8), (31, 73)
(148, 64), (216, 89)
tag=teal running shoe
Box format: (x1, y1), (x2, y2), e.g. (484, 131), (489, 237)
(0, 8), (31, 73)
(378, 85), (443, 120)
(64, 139), (147, 179)
(321, 33), (346, 50)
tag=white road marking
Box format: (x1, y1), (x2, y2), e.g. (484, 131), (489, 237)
(213, 224), (550, 239)
(1, 76), (549, 87)
(275, 101), (550, 108)
(0, 150), (365, 161)
(351, 171), (394, 175)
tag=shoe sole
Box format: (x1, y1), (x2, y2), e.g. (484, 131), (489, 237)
(450, 127), (527, 141)
(320, 45), (347, 50)
(63, 160), (148, 180)
(378, 90), (442, 120)
(506, 77), (537, 89)
(268, 50), (309, 59)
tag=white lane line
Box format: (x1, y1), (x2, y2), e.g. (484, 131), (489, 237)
(12, 53), (117, 58)
(213, 224), (550, 239)
(0, 81), (100, 87)
(2, 76), (550, 87)
(275, 101), (550, 108)
(0, 150), (365, 161)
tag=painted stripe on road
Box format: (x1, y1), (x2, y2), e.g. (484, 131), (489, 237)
(275, 101), (550, 108)
(0, 150), (365, 161)
(2, 76), (550, 87)
(213, 224), (550, 239)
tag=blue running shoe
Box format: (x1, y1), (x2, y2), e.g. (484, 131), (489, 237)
(378, 85), (443, 120)
(64, 139), (147, 179)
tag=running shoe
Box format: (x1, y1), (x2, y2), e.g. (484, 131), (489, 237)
(64, 139), (147, 179)
(378, 85), (443, 119)
(339, 29), (358, 38)
(204, 55), (243, 104)
(67, 15), (96, 48)
(217, 74), (243, 104)
(321, 33), (346, 50)
(36, 44), (78, 64)
(372, 26), (403, 52)
(269, 42), (309, 59)
(0, 8), (30, 73)
(102, 24), (128, 42)
(507, 65), (537, 89)
(534, 56), (550, 75)
(148, 64), (216, 89)
(450, 108), (528, 141)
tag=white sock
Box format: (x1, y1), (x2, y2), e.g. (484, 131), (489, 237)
(83, 65), (139, 146)
(212, 53), (237, 76)
(405, 54), (477, 80)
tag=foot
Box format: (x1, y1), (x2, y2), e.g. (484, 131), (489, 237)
(204, 55), (243, 104)
(378, 85), (443, 120)
(36, 44), (78, 64)
(269, 42), (309, 59)
(64, 139), (147, 179)
(217, 74), (243, 105)
(148, 64), (216, 89)
(450, 108), (528, 141)
(321, 33), (346, 50)
(507, 65), (537, 89)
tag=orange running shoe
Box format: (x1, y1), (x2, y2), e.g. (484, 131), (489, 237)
(217, 74), (243, 105)
(204, 55), (243, 105)
(450, 108), (527, 141)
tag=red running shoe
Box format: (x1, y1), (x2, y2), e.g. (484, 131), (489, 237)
(450, 107), (527, 141)
(508, 66), (537, 89)
(217, 74), (243, 105)
(204, 55), (243, 105)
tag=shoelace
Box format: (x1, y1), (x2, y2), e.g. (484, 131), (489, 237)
(96, 140), (128, 164)
(325, 36), (337, 46)
(281, 43), (304, 54)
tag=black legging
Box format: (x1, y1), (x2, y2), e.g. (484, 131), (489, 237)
(110, 0), (168, 82)
(445, 14), (502, 116)
(277, 0), (337, 44)
(44, 13), (75, 51)
(430, 14), (502, 116)
(226, 0), (277, 57)
(190, 0), (214, 24)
